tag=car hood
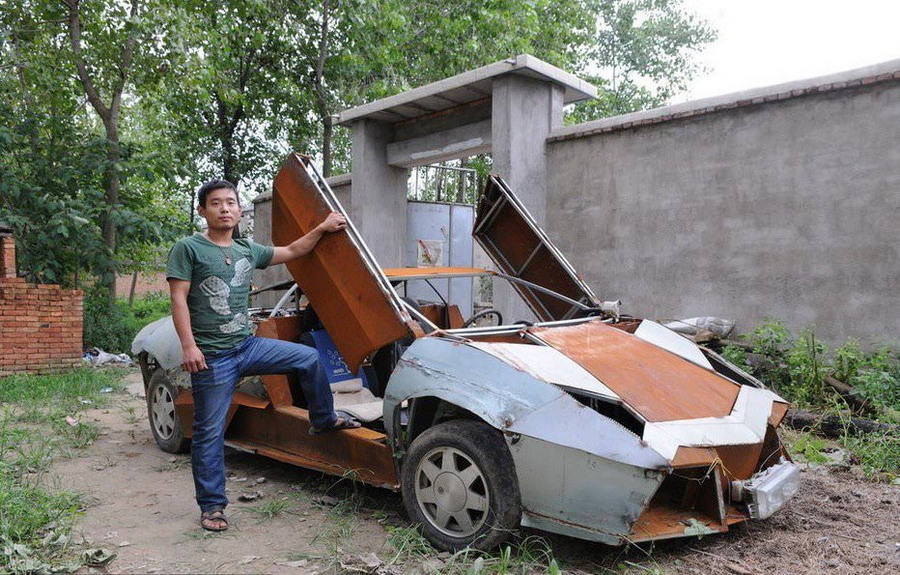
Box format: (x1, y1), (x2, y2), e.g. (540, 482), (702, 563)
(468, 319), (744, 422)
(465, 319), (788, 459)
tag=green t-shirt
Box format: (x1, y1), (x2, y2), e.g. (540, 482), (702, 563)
(166, 234), (275, 353)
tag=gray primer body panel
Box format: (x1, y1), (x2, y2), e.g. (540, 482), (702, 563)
(512, 436), (664, 544)
(385, 337), (668, 539)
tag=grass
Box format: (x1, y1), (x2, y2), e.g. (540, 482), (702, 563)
(0, 367), (127, 572)
(384, 527), (564, 574)
(244, 498), (293, 522)
(121, 404), (141, 425)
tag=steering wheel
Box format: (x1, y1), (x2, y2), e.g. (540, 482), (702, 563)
(461, 308), (503, 328)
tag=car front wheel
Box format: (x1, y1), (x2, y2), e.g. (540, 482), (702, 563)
(147, 369), (190, 454)
(401, 419), (520, 551)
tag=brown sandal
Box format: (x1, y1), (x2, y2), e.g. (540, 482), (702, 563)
(200, 509), (228, 531)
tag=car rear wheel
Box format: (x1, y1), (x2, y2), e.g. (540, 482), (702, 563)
(147, 369), (189, 454)
(401, 419), (520, 551)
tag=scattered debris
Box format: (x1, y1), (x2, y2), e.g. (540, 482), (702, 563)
(82, 548), (116, 567)
(785, 409), (897, 437)
(238, 491), (263, 502)
(65, 416), (79, 426)
(255, 476), (267, 484)
(683, 518), (716, 537)
(339, 552), (384, 573)
(664, 316), (735, 339)
(313, 495), (341, 507)
(275, 559), (309, 568)
(420, 557), (445, 573)
(239, 555), (261, 565)
(83, 348), (134, 367)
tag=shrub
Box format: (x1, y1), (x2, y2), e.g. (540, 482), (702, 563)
(83, 288), (170, 354)
(734, 321), (899, 417)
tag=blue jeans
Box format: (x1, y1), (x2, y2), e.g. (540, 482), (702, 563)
(189, 335), (336, 512)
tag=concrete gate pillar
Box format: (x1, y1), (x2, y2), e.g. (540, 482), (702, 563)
(337, 55), (595, 318)
(491, 75), (565, 224)
(349, 119), (409, 266)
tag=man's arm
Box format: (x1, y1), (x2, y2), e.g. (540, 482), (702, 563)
(169, 278), (207, 373)
(269, 211), (346, 266)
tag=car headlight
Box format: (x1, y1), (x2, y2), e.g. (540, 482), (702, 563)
(730, 458), (800, 519)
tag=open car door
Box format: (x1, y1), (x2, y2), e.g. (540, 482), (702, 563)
(474, 175), (601, 321)
(272, 153), (422, 372)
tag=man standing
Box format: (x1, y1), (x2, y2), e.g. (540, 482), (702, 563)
(167, 179), (359, 532)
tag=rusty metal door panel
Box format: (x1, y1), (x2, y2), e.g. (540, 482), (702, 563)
(473, 176), (600, 321)
(272, 154), (419, 372)
(530, 321), (740, 422)
(226, 405), (398, 488)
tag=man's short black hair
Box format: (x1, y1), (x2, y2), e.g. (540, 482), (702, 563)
(197, 179), (239, 207)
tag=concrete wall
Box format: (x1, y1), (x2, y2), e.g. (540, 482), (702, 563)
(545, 68), (900, 344)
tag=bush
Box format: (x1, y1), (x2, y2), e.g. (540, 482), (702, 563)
(734, 320), (899, 416)
(83, 288), (170, 354)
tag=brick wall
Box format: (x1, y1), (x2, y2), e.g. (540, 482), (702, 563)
(1, 236), (15, 279)
(0, 235), (84, 376)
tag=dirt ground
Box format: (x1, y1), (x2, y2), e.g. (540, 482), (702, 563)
(56, 370), (900, 575)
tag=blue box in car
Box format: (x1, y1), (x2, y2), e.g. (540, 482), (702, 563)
(309, 329), (369, 388)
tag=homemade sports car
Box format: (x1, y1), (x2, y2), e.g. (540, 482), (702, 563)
(133, 153), (799, 551)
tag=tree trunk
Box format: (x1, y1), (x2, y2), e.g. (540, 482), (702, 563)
(322, 114), (333, 178)
(314, 0), (333, 177)
(101, 120), (120, 304)
(65, 0), (139, 305)
(784, 409), (896, 438)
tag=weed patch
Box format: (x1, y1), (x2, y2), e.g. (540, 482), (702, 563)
(384, 528), (562, 574)
(726, 320), (899, 479)
(0, 368), (127, 571)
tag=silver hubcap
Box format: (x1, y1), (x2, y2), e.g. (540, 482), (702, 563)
(414, 446), (489, 537)
(151, 383), (176, 440)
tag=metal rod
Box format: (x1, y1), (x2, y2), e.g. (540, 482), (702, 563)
(493, 272), (595, 311)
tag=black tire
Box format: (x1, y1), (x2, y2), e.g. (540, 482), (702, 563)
(147, 369), (190, 454)
(401, 419), (520, 551)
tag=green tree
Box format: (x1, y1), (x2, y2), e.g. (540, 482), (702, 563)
(569, 0), (716, 120)
(149, 0), (300, 197)
(285, 0), (712, 173)
(0, 0), (180, 290)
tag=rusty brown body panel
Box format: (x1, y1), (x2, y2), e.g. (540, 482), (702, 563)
(474, 176), (599, 320)
(629, 504), (737, 542)
(272, 154), (414, 372)
(226, 405), (398, 488)
(531, 321), (741, 422)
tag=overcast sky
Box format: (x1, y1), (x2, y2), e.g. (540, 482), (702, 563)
(677, 0), (900, 102)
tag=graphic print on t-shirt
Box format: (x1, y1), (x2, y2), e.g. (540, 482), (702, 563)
(231, 258), (252, 287)
(198, 275), (231, 315)
(195, 256), (253, 334)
